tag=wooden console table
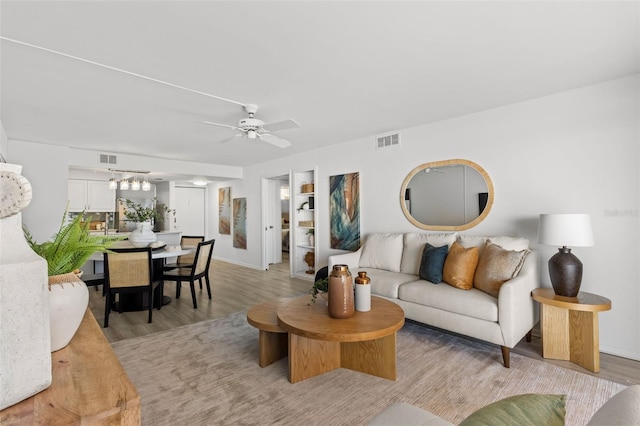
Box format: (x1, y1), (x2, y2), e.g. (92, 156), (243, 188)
(532, 288), (611, 373)
(0, 309), (141, 425)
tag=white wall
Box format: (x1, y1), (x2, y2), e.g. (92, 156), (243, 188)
(0, 120), (8, 160)
(7, 140), (70, 243)
(210, 75), (639, 360)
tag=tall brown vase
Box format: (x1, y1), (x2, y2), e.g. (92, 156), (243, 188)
(328, 264), (354, 319)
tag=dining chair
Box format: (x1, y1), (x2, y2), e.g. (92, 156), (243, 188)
(103, 247), (159, 327)
(163, 235), (205, 272)
(161, 239), (215, 309)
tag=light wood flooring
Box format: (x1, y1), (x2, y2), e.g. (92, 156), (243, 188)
(88, 255), (639, 386)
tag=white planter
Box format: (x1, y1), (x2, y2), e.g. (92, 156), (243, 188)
(129, 221), (157, 247)
(0, 163), (52, 410)
(48, 273), (89, 352)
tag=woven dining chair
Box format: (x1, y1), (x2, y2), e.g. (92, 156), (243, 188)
(163, 235), (205, 272)
(103, 247), (159, 327)
(162, 239), (215, 309)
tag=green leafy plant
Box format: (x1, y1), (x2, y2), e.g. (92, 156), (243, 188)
(119, 198), (174, 223)
(310, 277), (328, 303)
(306, 228), (314, 235)
(24, 211), (124, 276)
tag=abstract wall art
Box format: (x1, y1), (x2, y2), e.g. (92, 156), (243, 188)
(218, 187), (231, 235)
(233, 197), (247, 249)
(330, 172), (360, 251)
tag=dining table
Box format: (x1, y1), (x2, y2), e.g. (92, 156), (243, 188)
(90, 242), (196, 310)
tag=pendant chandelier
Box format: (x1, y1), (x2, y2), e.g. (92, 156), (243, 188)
(108, 169), (151, 191)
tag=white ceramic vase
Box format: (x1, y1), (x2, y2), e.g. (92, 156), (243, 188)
(129, 221), (157, 247)
(48, 273), (89, 352)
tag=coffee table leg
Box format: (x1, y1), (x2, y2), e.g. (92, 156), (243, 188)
(259, 330), (288, 368)
(341, 333), (397, 380)
(288, 333), (340, 383)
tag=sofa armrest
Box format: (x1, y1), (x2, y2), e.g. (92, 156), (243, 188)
(328, 248), (363, 273)
(498, 251), (539, 347)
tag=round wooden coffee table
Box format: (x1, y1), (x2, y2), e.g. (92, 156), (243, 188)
(277, 294), (405, 383)
(246, 298), (290, 368)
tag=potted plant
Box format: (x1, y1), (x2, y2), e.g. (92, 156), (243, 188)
(306, 228), (315, 246)
(119, 198), (174, 247)
(24, 211), (123, 351)
(310, 276), (328, 303)
(119, 197), (173, 223)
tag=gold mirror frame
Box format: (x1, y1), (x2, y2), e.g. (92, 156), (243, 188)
(399, 159), (494, 231)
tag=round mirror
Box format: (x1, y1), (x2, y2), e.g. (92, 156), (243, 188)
(400, 159), (494, 231)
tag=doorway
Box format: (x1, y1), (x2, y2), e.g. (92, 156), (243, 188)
(262, 174), (291, 270)
(174, 187), (206, 236)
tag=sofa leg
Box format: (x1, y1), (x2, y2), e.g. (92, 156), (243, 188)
(526, 330), (532, 342)
(501, 346), (510, 368)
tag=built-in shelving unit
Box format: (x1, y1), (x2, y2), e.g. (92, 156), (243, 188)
(290, 168), (317, 281)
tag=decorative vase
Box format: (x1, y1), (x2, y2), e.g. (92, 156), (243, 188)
(308, 234), (314, 246)
(48, 272), (89, 352)
(0, 163), (52, 410)
(355, 271), (371, 312)
(129, 221), (157, 247)
(328, 264), (354, 319)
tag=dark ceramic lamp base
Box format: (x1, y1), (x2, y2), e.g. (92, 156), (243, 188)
(548, 247), (583, 297)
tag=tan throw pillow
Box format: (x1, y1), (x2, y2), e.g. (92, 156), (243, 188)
(443, 242), (479, 290)
(474, 242), (530, 298)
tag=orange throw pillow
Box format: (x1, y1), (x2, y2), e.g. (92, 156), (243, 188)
(443, 242), (479, 290)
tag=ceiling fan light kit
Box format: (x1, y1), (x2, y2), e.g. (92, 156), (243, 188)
(202, 104), (300, 148)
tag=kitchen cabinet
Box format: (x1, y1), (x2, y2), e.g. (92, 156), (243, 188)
(68, 180), (115, 212)
(290, 168), (317, 281)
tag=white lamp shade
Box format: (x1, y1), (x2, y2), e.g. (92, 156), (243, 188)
(537, 213), (594, 247)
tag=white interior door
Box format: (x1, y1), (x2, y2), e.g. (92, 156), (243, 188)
(266, 179), (283, 265)
(174, 187), (205, 236)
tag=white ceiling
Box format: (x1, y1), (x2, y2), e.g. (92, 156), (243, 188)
(1, 1), (638, 176)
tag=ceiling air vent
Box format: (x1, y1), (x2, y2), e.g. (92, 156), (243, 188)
(99, 154), (117, 164)
(375, 132), (400, 150)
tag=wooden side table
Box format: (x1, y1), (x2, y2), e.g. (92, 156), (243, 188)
(246, 298), (289, 368)
(532, 288), (611, 372)
(0, 310), (140, 424)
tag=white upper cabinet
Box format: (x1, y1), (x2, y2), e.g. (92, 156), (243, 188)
(68, 180), (115, 212)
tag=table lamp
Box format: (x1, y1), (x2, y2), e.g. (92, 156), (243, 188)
(537, 213), (594, 297)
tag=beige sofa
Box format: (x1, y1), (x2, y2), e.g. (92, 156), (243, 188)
(328, 232), (538, 367)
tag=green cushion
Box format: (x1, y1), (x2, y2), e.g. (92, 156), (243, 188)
(459, 394), (566, 426)
(419, 243), (448, 283)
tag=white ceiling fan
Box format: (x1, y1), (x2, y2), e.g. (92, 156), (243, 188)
(201, 104), (300, 148)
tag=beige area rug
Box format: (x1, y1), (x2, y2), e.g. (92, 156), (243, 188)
(111, 312), (625, 426)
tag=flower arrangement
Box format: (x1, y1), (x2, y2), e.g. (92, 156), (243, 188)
(24, 210), (123, 276)
(119, 198), (174, 223)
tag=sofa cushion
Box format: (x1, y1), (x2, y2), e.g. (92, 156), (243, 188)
(360, 233), (404, 273)
(474, 243), (530, 298)
(459, 394), (566, 426)
(418, 243), (448, 283)
(442, 242), (479, 290)
(400, 232), (457, 275)
(368, 402), (455, 426)
(399, 280), (498, 322)
(587, 385), (640, 426)
(456, 235), (529, 257)
(363, 268), (418, 299)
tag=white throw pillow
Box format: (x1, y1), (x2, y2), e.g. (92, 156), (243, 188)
(488, 236), (530, 251)
(359, 233), (404, 273)
(400, 232), (457, 275)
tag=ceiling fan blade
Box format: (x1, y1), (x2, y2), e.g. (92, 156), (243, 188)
(201, 121), (240, 131)
(220, 134), (245, 144)
(259, 133), (291, 148)
(262, 119), (301, 132)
